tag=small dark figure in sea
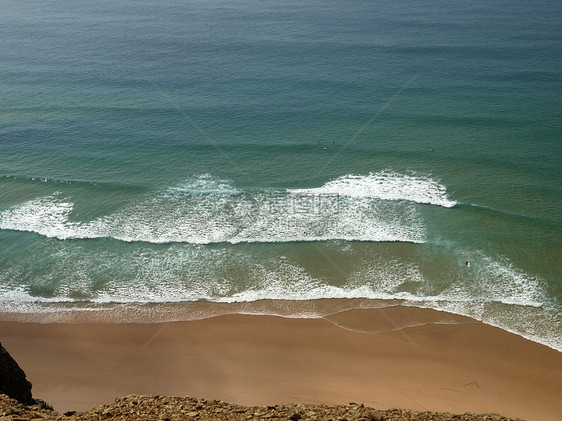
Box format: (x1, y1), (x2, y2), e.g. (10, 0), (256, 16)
(466, 261), (471, 267)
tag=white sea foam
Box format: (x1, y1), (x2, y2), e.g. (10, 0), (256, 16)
(289, 172), (457, 208)
(0, 242), (559, 350)
(0, 193), (80, 239)
(0, 173), (434, 244)
(2, 175), (559, 350)
(164, 173), (239, 195)
(0, 242), (554, 336)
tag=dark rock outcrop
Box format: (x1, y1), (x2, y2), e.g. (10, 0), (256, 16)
(0, 342), (34, 404)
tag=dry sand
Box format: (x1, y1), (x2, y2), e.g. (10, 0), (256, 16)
(1, 305), (560, 420)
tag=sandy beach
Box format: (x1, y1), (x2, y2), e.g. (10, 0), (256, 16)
(1, 305), (561, 421)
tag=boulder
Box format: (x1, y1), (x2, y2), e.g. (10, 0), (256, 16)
(0, 342), (34, 404)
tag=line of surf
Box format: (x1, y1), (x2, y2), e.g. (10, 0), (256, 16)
(289, 172), (457, 208)
(0, 172), (457, 244)
(1, 293), (558, 351)
(0, 193), (426, 244)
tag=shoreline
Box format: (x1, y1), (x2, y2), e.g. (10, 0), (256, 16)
(1, 298), (559, 352)
(1, 305), (561, 420)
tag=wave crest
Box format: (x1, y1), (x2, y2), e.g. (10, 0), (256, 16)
(290, 172), (457, 208)
(0, 172), (456, 244)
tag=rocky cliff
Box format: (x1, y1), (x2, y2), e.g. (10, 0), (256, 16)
(0, 342), (34, 405)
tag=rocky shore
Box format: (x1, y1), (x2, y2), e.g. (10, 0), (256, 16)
(0, 394), (522, 421)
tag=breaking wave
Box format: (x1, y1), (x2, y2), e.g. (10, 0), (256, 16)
(0, 172), (455, 244)
(0, 241), (558, 350)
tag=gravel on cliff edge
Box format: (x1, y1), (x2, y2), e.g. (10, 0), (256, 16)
(0, 394), (523, 421)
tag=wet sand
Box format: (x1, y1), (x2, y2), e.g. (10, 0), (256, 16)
(1, 306), (560, 420)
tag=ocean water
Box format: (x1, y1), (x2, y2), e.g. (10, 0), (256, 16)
(0, 0), (560, 349)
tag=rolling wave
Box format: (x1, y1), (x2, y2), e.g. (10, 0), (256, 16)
(289, 172), (457, 208)
(0, 172), (455, 244)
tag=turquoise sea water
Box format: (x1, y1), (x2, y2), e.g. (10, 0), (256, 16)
(1, 0), (560, 349)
